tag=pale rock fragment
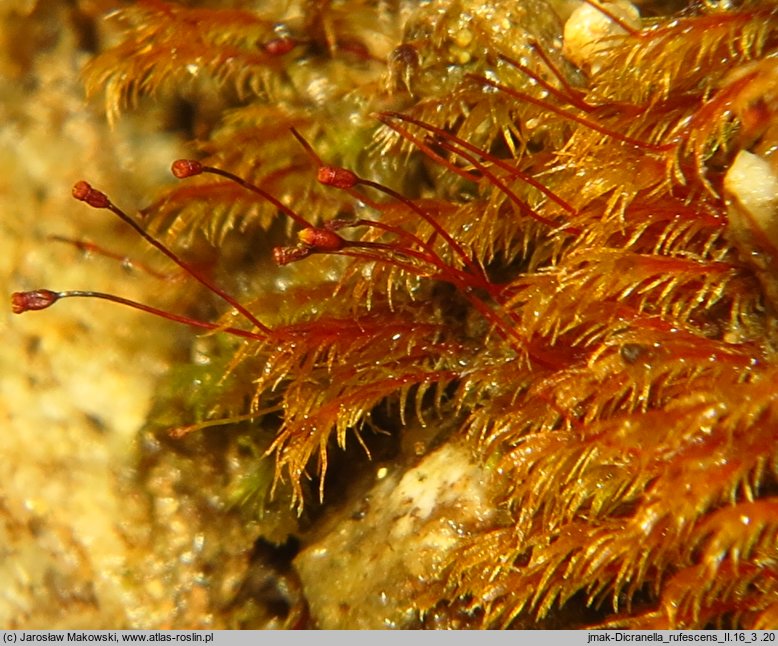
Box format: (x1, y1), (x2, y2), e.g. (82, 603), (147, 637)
(724, 149), (778, 309)
(294, 441), (495, 628)
(563, 0), (640, 73)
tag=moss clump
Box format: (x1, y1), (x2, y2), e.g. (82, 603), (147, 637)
(14, 0), (778, 629)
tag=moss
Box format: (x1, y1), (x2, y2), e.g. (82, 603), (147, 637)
(12, 0), (778, 629)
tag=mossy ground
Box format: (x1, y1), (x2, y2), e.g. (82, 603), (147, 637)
(6, 0), (778, 629)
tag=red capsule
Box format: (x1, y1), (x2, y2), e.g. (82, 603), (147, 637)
(171, 159), (204, 178)
(297, 227), (346, 251)
(317, 166), (358, 189)
(263, 37), (296, 56)
(11, 289), (59, 314)
(72, 181), (110, 209)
